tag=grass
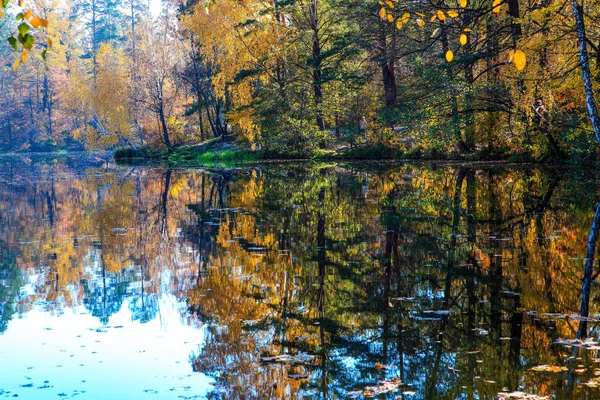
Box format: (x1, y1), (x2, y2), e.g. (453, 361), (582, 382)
(114, 137), (596, 167)
(167, 148), (257, 166)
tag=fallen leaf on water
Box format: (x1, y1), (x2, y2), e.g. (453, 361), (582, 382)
(497, 391), (549, 400)
(530, 365), (568, 372)
(347, 377), (403, 398)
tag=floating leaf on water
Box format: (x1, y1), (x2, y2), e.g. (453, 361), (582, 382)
(530, 365), (568, 372)
(497, 392), (549, 400)
(260, 352), (314, 365)
(347, 377), (403, 398)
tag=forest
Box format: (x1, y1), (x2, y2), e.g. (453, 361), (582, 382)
(2, 0), (600, 161)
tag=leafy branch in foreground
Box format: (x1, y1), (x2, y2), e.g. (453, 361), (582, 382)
(1, 0), (50, 70)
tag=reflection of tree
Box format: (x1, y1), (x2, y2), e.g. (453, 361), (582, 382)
(576, 204), (600, 338)
(82, 249), (131, 325)
(0, 240), (22, 333)
(5, 158), (600, 398)
(185, 164), (600, 399)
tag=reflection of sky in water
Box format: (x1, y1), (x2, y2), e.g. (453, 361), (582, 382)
(0, 295), (212, 399)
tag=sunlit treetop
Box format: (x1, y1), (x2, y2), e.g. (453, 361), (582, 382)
(199, 0), (527, 71)
(0, 0), (50, 70)
(377, 0), (527, 71)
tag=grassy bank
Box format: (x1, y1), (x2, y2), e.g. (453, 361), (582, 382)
(114, 137), (598, 167)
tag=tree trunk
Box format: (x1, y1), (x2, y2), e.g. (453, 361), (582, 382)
(309, 1), (326, 132)
(158, 100), (171, 148)
(379, 22), (397, 110)
(570, 0), (600, 144)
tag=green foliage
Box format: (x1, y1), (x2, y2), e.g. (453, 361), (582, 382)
(261, 116), (328, 158)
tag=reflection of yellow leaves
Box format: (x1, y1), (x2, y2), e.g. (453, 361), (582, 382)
(169, 177), (187, 197)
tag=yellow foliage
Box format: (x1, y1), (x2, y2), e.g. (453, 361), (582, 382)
(379, 7), (387, 19)
(513, 49), (526, 70)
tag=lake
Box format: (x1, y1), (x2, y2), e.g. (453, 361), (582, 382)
(1, 154), (600, 399)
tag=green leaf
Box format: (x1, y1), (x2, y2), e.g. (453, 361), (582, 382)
(22, 34), (34, 50)
(16, 13), (24, 21)
(41, 49), (47, 61)
(18, 22), (30, 35)
(2, 0), (9, 8)
(7, 36), (18, 51)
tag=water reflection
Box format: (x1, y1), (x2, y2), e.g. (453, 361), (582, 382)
(1, 155), (600, 399)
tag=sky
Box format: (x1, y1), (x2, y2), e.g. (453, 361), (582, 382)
(150, 0), (162, 19)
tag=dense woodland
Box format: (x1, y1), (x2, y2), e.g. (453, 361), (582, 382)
(2, 0), (600, 159)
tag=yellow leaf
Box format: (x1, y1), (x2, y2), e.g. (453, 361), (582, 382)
(492, 0), (501, 13)
(48, 38), (53, 48)
(379, 7), (387, 19)
(446, 50), (454, 62)
(24, 9), (32, 20)
(30, 16), (42, 28)
(385, 0), (394, 8)
(416, 12), (424, 17)
(430, 14), (437, 22)
(387, 14), (394, 22)
(21, 51), (28, 63)
(402, 12), (410, 23)
(396, 20), (403, 29)
(447, 10), (459, 18)
(378, 1), (384, 4)
(431, 28), (440, 38)
(13, 58), (20, 71)
(40, 19), (48, 28)
(460, 34), (467, 45)
(417, 18), (425, 27)
(0, 10), (4, 18)
(459, 0), (467, 7)
(464, 28), (472, 32)
(514, 49), (526, 70)
(437, 10), (446, 21)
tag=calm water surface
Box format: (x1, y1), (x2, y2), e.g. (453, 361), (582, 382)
(2, 155), (600, 399)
